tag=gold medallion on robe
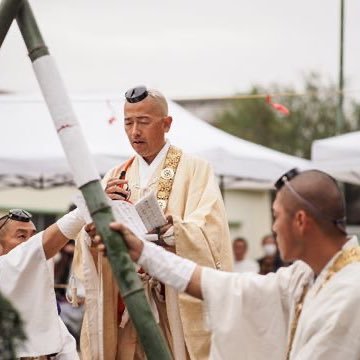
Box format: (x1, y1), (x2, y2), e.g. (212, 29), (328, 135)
(161, 167), (175, 180)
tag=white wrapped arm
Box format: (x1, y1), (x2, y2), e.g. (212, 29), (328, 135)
(138, 241), (196, 292)
(56, 208), (85, 240)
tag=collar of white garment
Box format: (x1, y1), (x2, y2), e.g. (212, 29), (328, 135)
(311, 235), (359, 289)
(343, 235), (359, 249)
(136, 140), (171, 189)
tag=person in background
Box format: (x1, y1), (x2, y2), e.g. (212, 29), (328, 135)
(232, 237), (259, 273)
(257, 234), (285, 274)
(54, 204), (85, 348)
(54, 240), (75, 300)
(54, 239), (85, 348)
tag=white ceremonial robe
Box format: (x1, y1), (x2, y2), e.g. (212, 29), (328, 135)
(74, 141), (233, 360)
(202, 236), (360, 360)
(0, 233), (78, 359)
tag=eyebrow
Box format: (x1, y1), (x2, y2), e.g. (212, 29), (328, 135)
(16, 228), (36, 235)
(125, 115), (151, 120)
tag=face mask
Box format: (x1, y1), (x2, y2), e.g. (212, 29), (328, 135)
(263, 243), (277, 256)
(54, 252), (62, 264)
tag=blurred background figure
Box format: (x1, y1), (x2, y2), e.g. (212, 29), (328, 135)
(54, 204), (85, 348)
(54, 240), (75, 300)
(257, 234), (286, 275)
(233, 237), (260, 273)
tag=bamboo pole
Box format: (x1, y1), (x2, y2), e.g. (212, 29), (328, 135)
(12, 1), (171, 358)
(0, 0), (22, 47)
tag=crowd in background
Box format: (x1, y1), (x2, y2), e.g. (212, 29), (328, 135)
(233, 234), (290, 275)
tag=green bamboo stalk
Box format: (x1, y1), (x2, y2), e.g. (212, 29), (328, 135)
(12, 1), (172, 358)
(0, 0), (22, 48)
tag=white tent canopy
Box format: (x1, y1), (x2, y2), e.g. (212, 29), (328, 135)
(0, 94), (309, 189)
(311, 131), (360, 185)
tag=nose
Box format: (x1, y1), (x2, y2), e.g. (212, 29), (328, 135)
(131, 122), (141, 137)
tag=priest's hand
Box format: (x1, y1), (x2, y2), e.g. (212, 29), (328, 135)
(159, 215), (174, 241)
(84, 223), (96, 239)
(105, 177), (130, 201)
(145, 215), (175, 251)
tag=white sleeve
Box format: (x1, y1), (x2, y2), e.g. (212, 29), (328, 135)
(200, 263), (312, 360)
(56, 208), (85, 240)
(55, 317), (79, 360)
(137, 241), (196, 292)
(0, 233), (65, 356)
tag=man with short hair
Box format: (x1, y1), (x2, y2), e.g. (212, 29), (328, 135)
(74, 86), (233, 360)
(232, 237), (259, 273)
(0, 208), (85, 359)
(99, 169), (360, 359)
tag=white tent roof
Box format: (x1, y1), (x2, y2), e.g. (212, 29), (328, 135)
(311, 131), (360, 185)
(0, 94), (309, 188)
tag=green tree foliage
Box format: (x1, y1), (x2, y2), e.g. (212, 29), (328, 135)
(215, 73), (357, 159)
(0, 292), (26, 359)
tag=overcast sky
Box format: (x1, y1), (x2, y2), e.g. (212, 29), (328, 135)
(1, 0), (359, 99)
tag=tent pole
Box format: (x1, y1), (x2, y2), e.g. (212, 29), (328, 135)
(219, 175), (225, 201)
(336, 0), (345, 134)
(15, 1), (171, 358)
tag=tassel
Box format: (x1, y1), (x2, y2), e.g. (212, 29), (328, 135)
(66, 273), (79, 308)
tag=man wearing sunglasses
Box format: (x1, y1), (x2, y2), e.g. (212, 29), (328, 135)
(74, 86), (233, 360)
(93, 169), (360, 359)
(0, 208), (86, 359)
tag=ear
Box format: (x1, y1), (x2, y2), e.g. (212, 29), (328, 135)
(294, 210), (308, 233)
(163, 116), (172, 132)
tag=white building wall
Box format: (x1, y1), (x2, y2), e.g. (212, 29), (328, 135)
(0, 187), (77, 215)
(224, 188), (273, 259)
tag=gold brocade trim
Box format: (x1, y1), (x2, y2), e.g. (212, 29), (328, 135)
(285, 285), (308, 360)
(156, 146), (182, 211)
(317, 246), (360, 294)
(285, 246), (360, 360)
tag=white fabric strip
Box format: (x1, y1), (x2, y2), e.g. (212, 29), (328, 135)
(137, 241), (196, 292)
(56, 208), (85, 240)
(32, 55), (100, 187)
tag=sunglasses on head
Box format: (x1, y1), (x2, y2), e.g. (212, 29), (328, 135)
(274, 168), (300, 191)
(274, 168), (347, 234)
(0, 209), (32, 231)
(125, 86), (149, 103)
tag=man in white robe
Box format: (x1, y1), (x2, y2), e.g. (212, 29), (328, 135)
(0, 208), (85, 359)
(74, 86), (232, 360)
(95, 169), (360, 360)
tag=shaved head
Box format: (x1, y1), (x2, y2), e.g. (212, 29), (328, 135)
(147, 89), (168, 117)
(123, 87), (172, 164)
(278, 170), (346, 235)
